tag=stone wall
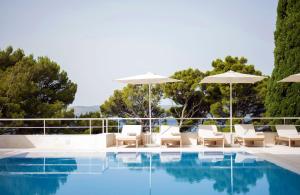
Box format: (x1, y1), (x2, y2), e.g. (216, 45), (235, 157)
(0, 134), (115, 149)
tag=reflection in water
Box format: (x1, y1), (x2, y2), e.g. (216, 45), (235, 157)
(0, 157), (78, 195)
(0, 152), (300, 195)
(266, 165), (300, 195)
(153, 153), (237, 193)
(116, 152), (142, 164)
(160, 152), (181, 163)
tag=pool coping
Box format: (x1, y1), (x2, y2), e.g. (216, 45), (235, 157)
(1, 146), (300, 175)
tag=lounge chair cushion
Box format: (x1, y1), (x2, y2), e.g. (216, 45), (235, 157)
(160, 125), (180, 135)
(116, 125), (142, 140)
(234, 124), (263, 138)
(159, 125), (181, 141)
(127, 133), (136, 136)
(278, 135), (300, 140)
(276, 125), (300, 138)
(121, 125), (142, 136)
(116, 134), (140, 140)
(198, 125), (224, 139)
(240, 135), (264, 139)
(160, 135), (181, 139)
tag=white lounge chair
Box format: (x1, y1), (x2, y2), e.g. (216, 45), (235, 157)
(116, 125), (142, 148)
(197, 125), (224, 148)
(234, 124), (265, 147)
(159, 125), (182, 147)
(275, 125), (300, 147)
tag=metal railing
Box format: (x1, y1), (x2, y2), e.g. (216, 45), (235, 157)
(0, 117), (299, 135)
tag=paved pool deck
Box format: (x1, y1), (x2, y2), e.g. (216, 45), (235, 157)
(1, 145), (300, 174)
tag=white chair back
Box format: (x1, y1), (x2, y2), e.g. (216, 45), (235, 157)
(198, 125), (218, 137)
(160, 125), (180, 135)
(276, 125), (298, 137)
(121, 125), (142, 136)
(235, 124), (256, 136)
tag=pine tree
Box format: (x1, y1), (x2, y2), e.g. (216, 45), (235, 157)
(265, 0), (300, 117)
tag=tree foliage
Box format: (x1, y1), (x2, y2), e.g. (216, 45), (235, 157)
(203, 56), (268, 119)
(100, 84), (164, 130)
(0, 46), (77, 119)
(266, 0), (300, 117)
(76, 112), (103, 134)
(101, 84), (164, 118)
(162, 57), (267, 131)
(100, 57), (268, 132)
(163, 68), (209, 128)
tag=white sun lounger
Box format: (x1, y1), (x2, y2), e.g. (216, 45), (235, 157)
(159, 125), (182, 147)
(197, 125), (224, 148)
(234, 124), (265, 147)
(116, 125), (142, 148)
(275, 125), (300, 147)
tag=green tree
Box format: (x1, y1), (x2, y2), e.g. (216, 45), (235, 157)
(77, 111), (103, 134)
(163, 68), (209, 129)
(100, 84), (164, 130)
(0, 46), (77, 133)
(101, 84), (163, 118)
(266, 0), (300, 118)
(203, 56), (267, 128)
(0, 46), (77, 118)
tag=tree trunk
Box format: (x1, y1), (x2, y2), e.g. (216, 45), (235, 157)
(179, 102), (188, 129)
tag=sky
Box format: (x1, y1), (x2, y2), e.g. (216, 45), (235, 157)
(0, 0), (278, 106)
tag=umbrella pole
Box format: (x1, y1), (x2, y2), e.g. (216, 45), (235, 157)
(230, 82), (233, 145)
(149, 83), (152, 144)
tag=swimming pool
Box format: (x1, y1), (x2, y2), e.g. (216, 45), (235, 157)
(0, 152), (299, 195)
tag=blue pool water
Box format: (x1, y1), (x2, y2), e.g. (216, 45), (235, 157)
(0, 152), (299, 195)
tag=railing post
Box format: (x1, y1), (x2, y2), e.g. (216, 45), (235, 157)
(102, 119), (104, 134)
(43, 119), (46, 135)
(284, 117), (286, 125)
(106, 119), (108, 133)
(89, 119), (92, 135)
(117, 118), (120, 133)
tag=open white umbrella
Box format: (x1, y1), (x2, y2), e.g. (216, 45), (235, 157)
(116, 72), (181, 143)
(278, 73), (300, 83)
(200, 70), (266, 144)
